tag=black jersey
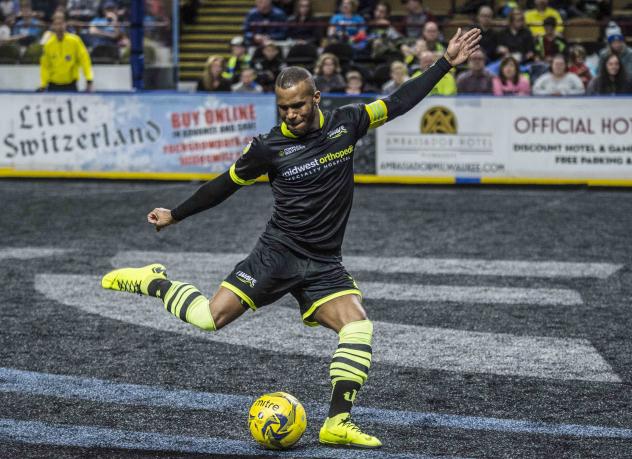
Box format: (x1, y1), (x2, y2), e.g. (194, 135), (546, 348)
(171, 57), (452, 260)
(230, 101), (387, 262)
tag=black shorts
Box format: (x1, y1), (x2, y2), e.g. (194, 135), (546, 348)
(222, 239), (362, 326)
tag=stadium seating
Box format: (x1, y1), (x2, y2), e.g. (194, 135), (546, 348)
(21, 43), (43, 64)
(612, 0), (632, 16)
(313, 0), (337, 19)
(442, 17), (473, 40)
(285, 43), (319, 70)
(422, 0), (452, 16)
(91, 44), (120, 64)
(121, 45), (157, 65)
(372, 63), (392, 88)
(323, 42), (354, 67)
(0, 44), (20, 64)
(564, 17), (601, 46)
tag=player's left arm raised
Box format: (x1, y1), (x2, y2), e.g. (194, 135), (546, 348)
(363, 28), (481, 129)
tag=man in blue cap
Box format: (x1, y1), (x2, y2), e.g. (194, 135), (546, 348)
(599, 27), (632, 77)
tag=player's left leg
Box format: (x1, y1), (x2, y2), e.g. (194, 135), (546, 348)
(313, 294), (382, 448)
(101, 263), (245, 331)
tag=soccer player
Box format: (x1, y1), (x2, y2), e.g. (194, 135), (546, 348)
(102, 27), (481, 448)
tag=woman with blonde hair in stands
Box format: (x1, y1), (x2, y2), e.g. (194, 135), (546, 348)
(382, 61), (409, 94)
(197, 55), (232, 92)
(314, 53), (346, 93)
(492, 55), (531, 96)
(344, 69), (364, 94)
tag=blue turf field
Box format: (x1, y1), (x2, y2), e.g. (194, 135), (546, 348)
(1, 180), (631, 458)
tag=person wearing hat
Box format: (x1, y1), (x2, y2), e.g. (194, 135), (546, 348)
(222, 36), (252, 83)
(89, 1), (122, 47)
(598, 28), (632, 79)
(524, 0), (563, 37)
(534, 16), (566, 64)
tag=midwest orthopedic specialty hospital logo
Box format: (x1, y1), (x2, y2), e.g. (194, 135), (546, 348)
(281, 145), (354, 180)
(421, 106), (458, 134)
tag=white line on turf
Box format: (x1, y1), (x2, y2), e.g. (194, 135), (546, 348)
(0, 418), (449, 459)
(1, 367), (630, 439)
(0, 248), (69, 260)
(35, 274), (620, 382)
(361, 283), (582, 305)
(112, 251), (623, 279)
(111, 252), (584, 306)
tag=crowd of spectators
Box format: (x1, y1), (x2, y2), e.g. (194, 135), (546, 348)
(197, 0), (632, 97)
(0, 0), (170, 64)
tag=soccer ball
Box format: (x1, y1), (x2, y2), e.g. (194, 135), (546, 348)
(248, 391), (307, 449)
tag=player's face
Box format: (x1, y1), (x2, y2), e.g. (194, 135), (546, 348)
(276, 80), (321, 136)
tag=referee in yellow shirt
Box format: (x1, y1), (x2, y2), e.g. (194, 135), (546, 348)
(39, 13), (94, 92)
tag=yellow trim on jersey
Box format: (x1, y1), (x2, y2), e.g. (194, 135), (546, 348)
(281, 121), (299, 138)
(280, 109), (324, 139)
(302, 289), (363, 327)
(364, 100), (388, 129)
(229, 163), (256, 186)
(220, 281), (256, 310)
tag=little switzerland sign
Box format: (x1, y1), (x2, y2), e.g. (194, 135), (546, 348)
(0, 92), (631, 185)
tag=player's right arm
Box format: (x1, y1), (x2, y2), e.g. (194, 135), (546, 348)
(148, 137), (270, 232)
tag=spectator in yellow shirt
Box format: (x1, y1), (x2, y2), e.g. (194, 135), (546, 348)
(39, 12), (93, 92)
(525, 0), (563, 37)
(412, 51), (457, 96)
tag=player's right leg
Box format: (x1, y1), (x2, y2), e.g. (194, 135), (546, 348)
(101, 264), (245, 331)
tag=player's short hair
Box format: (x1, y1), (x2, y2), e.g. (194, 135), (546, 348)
(275, 67), (316, 94)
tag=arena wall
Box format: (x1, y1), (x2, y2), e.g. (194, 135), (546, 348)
(1, 92), (631, 186)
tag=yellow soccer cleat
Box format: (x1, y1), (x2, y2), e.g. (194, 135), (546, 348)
(319, 413), (382, 449)
(101, 263), (167, 296)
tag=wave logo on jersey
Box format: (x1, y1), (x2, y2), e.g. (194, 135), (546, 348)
(421, 106), (458, 134)
(326, 125), (348, 140)
(236, 271), (257, 287)
(278, 144), (306, 157)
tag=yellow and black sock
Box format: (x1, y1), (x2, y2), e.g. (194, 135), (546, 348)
(147, 279), (216, 331)
(328, 320), (373, 417)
